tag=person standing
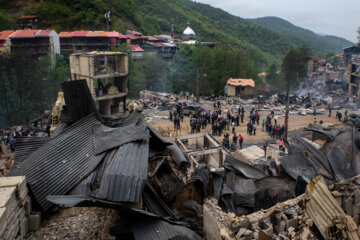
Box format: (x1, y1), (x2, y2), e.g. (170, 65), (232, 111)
(232, 121), (236, 133)
(253, 124), (257, 135)
(313, 107), (316, 116)
(239, 134), (243, 149)
(328, 106), (332, 117)
(241, 107), (245, 123)
(274, 115), (278, 125)
(169, 111), (173, 121)
(262, 119), (265, 132)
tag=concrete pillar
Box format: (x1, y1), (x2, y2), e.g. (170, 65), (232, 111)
(99, 100), (111, 116)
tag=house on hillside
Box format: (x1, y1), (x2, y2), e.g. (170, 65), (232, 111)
(225, 78), (255, 98)
(9, 29), (60, 58)
(0, 30), (15, 55)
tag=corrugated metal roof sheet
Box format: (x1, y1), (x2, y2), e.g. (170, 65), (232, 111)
(51, 122), (68, 138)
(59, 32), (74, 38)
(14, 136), (50, 163)
(131, 45), (144, 52)
(37, 30), (54, 37)
(306, 176), (345, 238)
(224, 154), (266, 180)
(125, 34), (136, 40)
(165, 144), (190, 167)
(93, 123), (149, 155)
(92, 139), (149, 203)
(8, 114), (106, 211)
(10, 29), (40, 38)
(0, 30), (15, 40)
(130, 218), (202, 240)
(73, 30), (88, 37)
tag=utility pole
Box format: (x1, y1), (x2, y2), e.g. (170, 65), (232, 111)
(284, 87), (290, 139)
(196, 70), (206, 103)
(105, 11), (111, 31)
(196, 69), (199, 103)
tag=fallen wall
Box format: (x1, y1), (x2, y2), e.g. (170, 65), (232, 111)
(0, 176), (32, 240)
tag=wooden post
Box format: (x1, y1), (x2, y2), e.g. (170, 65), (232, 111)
(196, 69), (199, 103)
(284, 88), (290, 139)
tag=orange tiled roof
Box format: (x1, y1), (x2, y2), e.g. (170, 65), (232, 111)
(227, 78), (255, 87)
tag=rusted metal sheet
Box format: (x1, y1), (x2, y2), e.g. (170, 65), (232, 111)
(306, 176), (345, 238)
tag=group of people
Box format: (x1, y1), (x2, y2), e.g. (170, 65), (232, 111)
(169, 103), (185, 130)
(264, 113), (285, 139)
(222, 132), (244, 150)
(2, 128), (34, 152)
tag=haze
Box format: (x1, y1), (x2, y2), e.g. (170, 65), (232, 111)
(195, 0), (360, 43)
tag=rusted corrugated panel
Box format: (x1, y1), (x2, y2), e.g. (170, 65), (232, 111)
(8, 114), (106, 212)
(306, 176), (345, 238)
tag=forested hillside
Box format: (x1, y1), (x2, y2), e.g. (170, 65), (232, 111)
(249, 17), (353, 55)
(0, 0), (352, 62)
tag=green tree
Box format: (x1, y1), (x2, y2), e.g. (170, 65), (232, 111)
(0, 54), (68, 127)
(265, 63), (279, 86)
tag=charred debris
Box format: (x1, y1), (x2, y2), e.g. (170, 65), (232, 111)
(5, 79), (360, 239)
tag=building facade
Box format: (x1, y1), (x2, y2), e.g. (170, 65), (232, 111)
(69, 52), (129, 115)
(225, 78), (255, 99)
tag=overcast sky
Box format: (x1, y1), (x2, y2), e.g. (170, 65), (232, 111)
(195, 0), (359, 42)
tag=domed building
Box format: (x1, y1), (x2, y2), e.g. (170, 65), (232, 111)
(182, 21), (195, 41)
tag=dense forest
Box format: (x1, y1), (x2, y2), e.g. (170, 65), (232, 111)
(249, 17), (353, 56)
(0, 54), (69, 127)
(129, 45), (259, 98)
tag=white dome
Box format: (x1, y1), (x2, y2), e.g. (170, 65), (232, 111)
(183, 26), (195, 36)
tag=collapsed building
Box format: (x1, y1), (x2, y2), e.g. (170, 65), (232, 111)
(3, 76), (360, 239)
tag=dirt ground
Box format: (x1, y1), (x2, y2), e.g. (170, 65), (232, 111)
(149, 107), (351, 147)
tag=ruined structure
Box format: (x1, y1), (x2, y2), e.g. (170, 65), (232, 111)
(225, 78), (255, 99)
(348, 61), (360, 97)
(69, 52), (128, 115)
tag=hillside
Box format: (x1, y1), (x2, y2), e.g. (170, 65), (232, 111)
(0, 0), (353, 61)
(249, 16), (353, 55)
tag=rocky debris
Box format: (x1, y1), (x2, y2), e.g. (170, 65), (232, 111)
(0, 176), (31, 240)
(25, 207), (118, 240)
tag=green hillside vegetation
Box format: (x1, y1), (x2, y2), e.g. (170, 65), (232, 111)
(249, 16), (353, 55)
(0, 0), (352, 62)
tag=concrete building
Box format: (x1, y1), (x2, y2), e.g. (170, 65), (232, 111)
(18, 15), (38, 29)
(69, 51), (129, 115)
(0, 30), (14, 55)
(9, 29), (60, 58)
(343, 46), (360, 66)
(225, 78), (255, 98)
(59, 31), (127, 55)
(347, 62), (360, 97)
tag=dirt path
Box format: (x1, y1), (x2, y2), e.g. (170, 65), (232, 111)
(149, 109), (348, 146)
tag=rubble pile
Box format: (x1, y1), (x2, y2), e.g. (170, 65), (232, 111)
(3, 79), (360, 239)
(0, 176), (31, 240)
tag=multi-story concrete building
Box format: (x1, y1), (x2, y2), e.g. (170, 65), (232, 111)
(9, 29), (60, 58)
(69, 51), (128, 115)
(59, 31), (127, 55)
(348, 61), (360, 97)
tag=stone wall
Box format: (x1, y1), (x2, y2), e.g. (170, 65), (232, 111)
(0, 176), (31, 240)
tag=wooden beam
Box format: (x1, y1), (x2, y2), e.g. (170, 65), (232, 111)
(187, 147), (223, 157)
(176, 132), (206, 140)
